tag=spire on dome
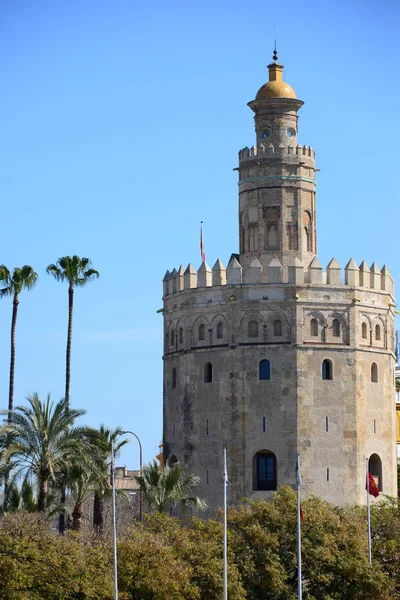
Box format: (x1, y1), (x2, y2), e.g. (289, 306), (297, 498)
(272, 41), (278, 62)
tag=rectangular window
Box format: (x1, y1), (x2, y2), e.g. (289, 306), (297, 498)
(206, 469), (209, 484)
(206, 419), (209, 435)
(327, 468), (330, 482)
(263, 416), (266, 432)
(326, 416), (329, 432)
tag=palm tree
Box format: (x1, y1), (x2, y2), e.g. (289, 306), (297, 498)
(0, 265), (38, 420)
(63, 462), (100, 531)
(0, 394), (87, 513)
(134, 460), (207, 513)
(84, 425), (129, 532)
(46, 256), (99, 408)
(0, 265), (38, 509)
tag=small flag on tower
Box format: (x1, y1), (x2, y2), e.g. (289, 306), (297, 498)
(200, 221), (206, 263)
(366, 472), (380, 498)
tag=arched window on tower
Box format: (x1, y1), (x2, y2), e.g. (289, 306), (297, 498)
(179, 327), (183, 344)
(375, 324), (381, 341)
(371, 362), (378, 383)
(332, 319), (340, 338)
(259, 360), (271, 380)
(204, 362), (213, 383)
(369, 453), (382, 492)
(310, 318), (318, 337)
(248, 320), (259, 338)
(322, 359), (333, 380)
(198, 324), (205, 341)
(216, 322), (223, 339)
(302, 211), (312, 252)
(362, 322), (368, 340)
(268, 225), (278, 250)
(273, 319), (282, 337)
(253, 450), (277, 491)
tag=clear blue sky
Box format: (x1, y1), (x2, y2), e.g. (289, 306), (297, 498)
(0, 0), (399, 469)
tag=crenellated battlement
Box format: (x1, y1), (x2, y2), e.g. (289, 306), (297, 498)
(162, 257), (394, 297)
(239, 143), (315, 163)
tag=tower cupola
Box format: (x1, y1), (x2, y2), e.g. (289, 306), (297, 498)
(255, 55), (297, 100)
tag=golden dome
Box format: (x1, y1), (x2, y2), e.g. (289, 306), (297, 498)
(255, 59), (296, 100)
(256, 80), (296, 100)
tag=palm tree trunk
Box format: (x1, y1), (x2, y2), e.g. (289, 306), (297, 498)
(38, 477), (48, 514)
(4, 294), (19, 510)
(93, 491), (104, 531)
(72, 501), (83, 531)
(8, 294), (19, 419)
(65, 284), (74, 409)
(59, 285), (73, 533)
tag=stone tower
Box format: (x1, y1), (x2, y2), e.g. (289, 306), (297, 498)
(162, 52), (397, 513)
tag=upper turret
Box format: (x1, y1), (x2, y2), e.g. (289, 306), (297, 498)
(238, 49), (316, 278)
(247, 49), (304, 149)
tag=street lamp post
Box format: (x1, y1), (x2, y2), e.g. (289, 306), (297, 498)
(111, 441), (118, 600)
(121, 430), (143, 522)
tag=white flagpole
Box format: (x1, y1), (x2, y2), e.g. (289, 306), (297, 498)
(111, 441), (118, 600)
(223, 447), (228, 600)
(296, 453), (302, 600)
(366, 457), (372, 565)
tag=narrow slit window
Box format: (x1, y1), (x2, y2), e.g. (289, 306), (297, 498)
(206, 419), (209, 435)
(216, 322), (223, 339)
(198, 324), (205, 341)
(206, 469), (209, 484)
(375, 324), (381, 341)
(362, 322), (368, 339)
(259, 359), (271, 380)
(327, 468), (330, 482)
(310, 318), (318, 337)
(273, 319), (282, 337)
(374, 418), (376, 434)
(326, 416), (329, 432)
(170, 329), (175, 346)
(204, 362), (213, 383)
(248, 320), (259, 338)
(179, 327), (183, 344)
(371, 362), (378, 383)
(322, 359), (333, 380)
(332, 319), (340, 337)
(263, 416), (266, 432)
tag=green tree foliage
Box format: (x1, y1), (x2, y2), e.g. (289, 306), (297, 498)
(229, 487), (392, 600)
(0, 394), (88, 513)
(0, 487), (398, 599)
(135, 460), (207, 513)
(0, 512), (113, 599)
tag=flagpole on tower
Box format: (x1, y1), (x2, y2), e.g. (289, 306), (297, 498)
(223, 447), (228, 600)
(366, 457), (372, 565)
(200, 221), (206, 263)
(296, 453), (303, 600)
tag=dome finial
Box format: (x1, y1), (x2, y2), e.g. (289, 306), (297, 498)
(273, 41), (278, 62)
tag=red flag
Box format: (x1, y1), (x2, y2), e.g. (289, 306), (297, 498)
(366, 472), (379, 498)
(200, 222), (206, 263)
